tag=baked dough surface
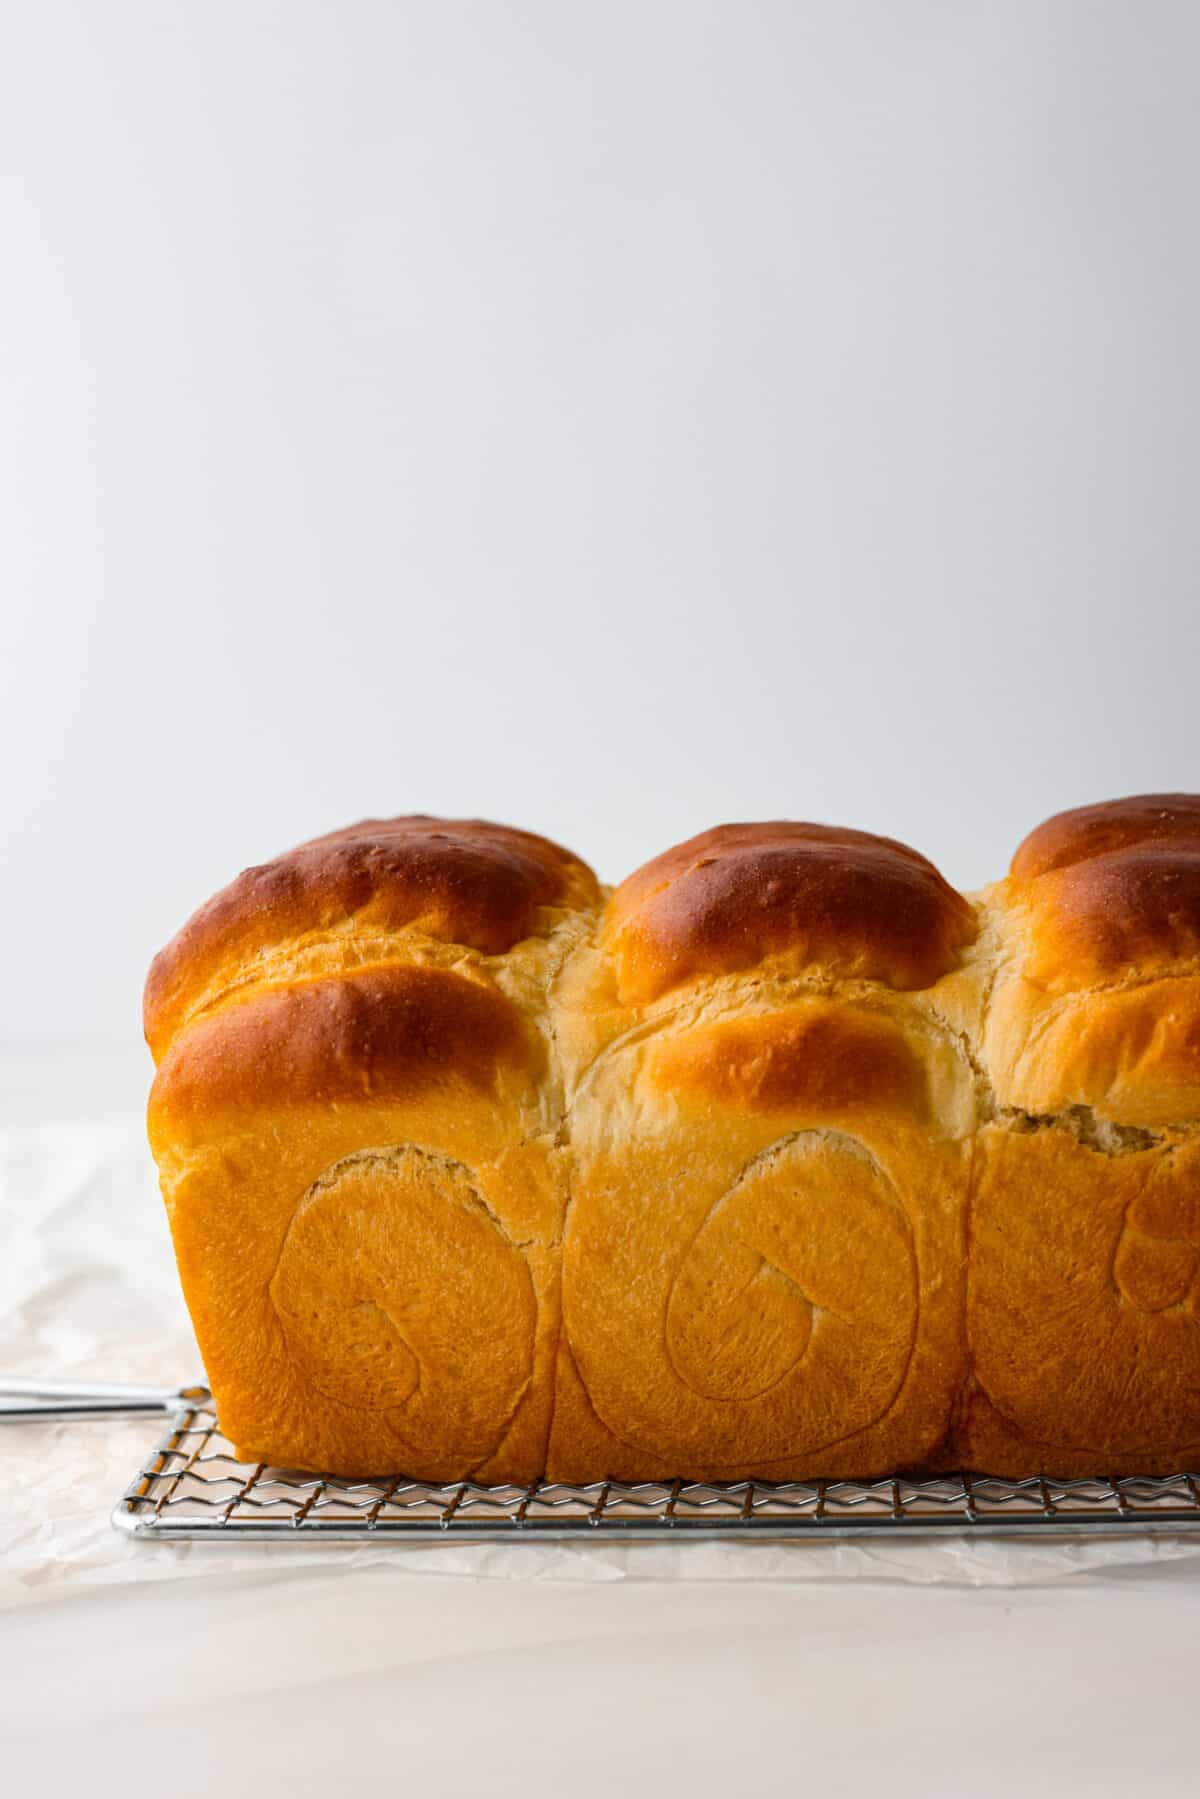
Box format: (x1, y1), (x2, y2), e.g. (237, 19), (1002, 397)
(145, 801), (1200, 1478)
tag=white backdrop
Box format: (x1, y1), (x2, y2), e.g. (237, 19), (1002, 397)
(3, 1), (1198, 1050)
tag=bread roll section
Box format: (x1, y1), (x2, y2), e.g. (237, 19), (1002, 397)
(957, 794), (1200, 1476)
(549, 824), (977, 1481)
(145, 799), (1200, 1480)
(145, 820), (600, 1481)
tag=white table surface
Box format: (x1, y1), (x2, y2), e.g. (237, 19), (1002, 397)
(3, 1056), (1198, 1796)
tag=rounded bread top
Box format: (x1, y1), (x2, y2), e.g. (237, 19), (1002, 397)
(144, 815), (600, 1059)
(605, 821), (976, 1005)
(1008, 794), (1200, 987)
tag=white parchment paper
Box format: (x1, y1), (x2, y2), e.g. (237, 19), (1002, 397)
(3, 1059), (1199, 1611)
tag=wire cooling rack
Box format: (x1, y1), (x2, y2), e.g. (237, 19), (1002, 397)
(106, 1388), (1200, 1542)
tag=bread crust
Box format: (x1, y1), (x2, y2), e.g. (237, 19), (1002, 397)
(145, 816), (600, 1059)
(144, 801), (1200, 1480)
(606, 821), (977, 1004)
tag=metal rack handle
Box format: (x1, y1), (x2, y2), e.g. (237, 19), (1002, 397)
(0, 1376), (209, 1423)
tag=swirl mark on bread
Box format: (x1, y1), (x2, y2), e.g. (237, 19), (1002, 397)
(664, 1133), (916, 1412)
(562, 1131), (921, 1466)
(269, 1146), (536, 1467)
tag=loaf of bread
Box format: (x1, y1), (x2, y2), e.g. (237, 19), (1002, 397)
(144, 798), (1200, 1482)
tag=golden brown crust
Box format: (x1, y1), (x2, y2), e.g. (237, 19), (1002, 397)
(144, 815), (600, 1059)
(551, 1062), (970, 1480)
(1018, 854), (1200, 990)
(159, 1126), (565, 1483)
(149, 966), (534, 1136)
(144, 815), (594, 1484)
(982, 976), (1200, 1127)
(606, 822), (976, 1005)
(956, 795), (1200, 1474)
(984, 794), (1200, 1121)
(645, 1002), (926, 1119)
(550, 964), (974, 1480)
(1009, 794), (1200, 989)
(958, 1125), (1200, 1476)
(143, 797), (1200, 1482)
(1010, 792), (1200, 881)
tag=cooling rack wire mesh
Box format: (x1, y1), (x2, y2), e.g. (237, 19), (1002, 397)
(111, 1391), (1200, 1541)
